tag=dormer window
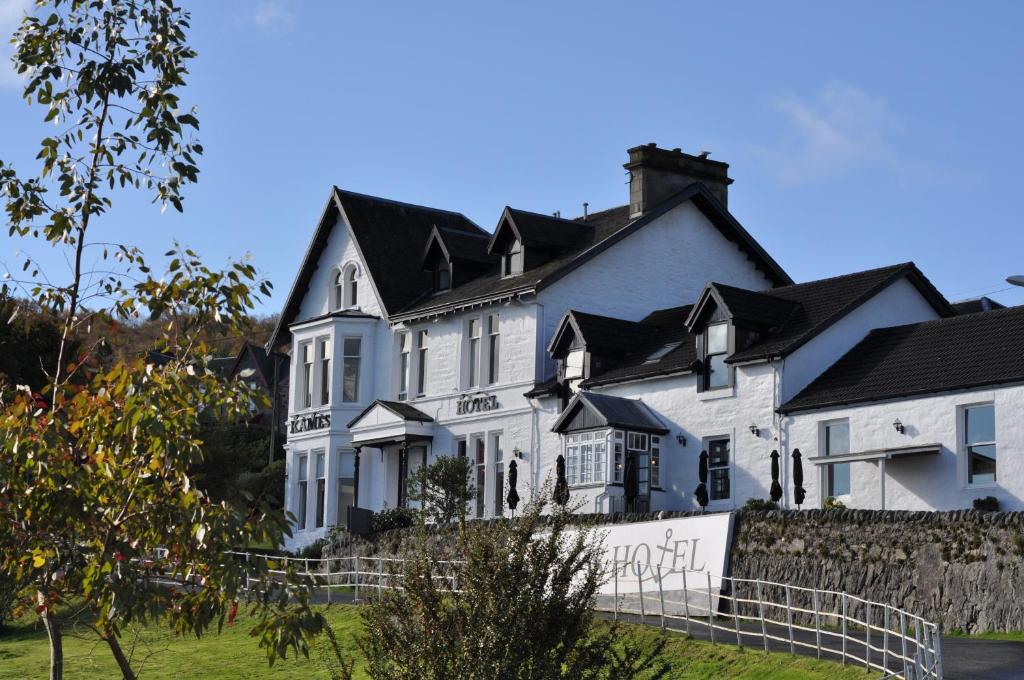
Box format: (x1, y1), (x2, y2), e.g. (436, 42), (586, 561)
(565, 349), (585, 397)
(434, 260), (451, 292)
(703, 322), (729, 390)
(502, 239), (523, 278)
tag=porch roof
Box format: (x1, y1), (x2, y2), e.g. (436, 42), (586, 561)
(348, 399), (434, 447)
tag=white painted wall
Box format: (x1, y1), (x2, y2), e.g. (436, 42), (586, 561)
(535, 362), (782, 514)
(780, 276), (941, 402)
(538, 201), (776, 376)
(785, 383), (1024, 511)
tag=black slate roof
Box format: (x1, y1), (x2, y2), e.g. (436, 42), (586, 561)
(556, 310), (654, 358)
(551, 392), (669, 434)
(951, 296), (1005, 315)
(571, 263), (952, 389)
(582, 305), (698, 387)
(727, 262), (953, 363)
(270, 182), (793, 347)
(780, 306), (1024, 413)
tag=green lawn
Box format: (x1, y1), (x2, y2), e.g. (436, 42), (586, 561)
(0, 605), (871, 679)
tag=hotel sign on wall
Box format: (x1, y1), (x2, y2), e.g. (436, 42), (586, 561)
(456, 392), (499, 415)
(289, 411), (331, 434)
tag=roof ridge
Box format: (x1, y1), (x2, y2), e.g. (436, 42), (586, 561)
(874, 303), (1024, 333)
(571, 204), (629, 222)
(333, 186), (482, 231)
(769, 262), (913, 293)
(506, 205), (595, 227)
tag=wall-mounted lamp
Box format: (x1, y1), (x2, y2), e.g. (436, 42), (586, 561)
(893, 418), (905, 434)
(749, 424), (760, 436)
(676, 433), (687, 446)
(513, 447), (524, 460)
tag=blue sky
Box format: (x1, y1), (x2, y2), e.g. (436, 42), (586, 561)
(2, 0), (1023, 315)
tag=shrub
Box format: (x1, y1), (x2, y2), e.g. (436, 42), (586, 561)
(742, 498), (779, 512)
(296, 538), (329, 560)
(823, 496), (846, 510)
(408, 455), (476, 529)
(370, 507), (417, 535)
(339, 488), (668, 680)
(973, 496), (1000, 512)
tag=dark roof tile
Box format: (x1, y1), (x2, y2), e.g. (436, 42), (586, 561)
(781, 306), (1024, 412)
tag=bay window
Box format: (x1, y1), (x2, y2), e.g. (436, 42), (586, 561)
(342, 337), (361, 403)
(398, 332), (411, 401)
(565, 349), (584, 397)
(300, 343), (313, 409)
(651, 436), (661, 488)
(296, 454), (308, 529)
(566, 431), (608, 486)
(337, 449), (355, 527)
(492, 433), (504, 516)
(314, 451), (326, 528)
(318, 338), (331, 405)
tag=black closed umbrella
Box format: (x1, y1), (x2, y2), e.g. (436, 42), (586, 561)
(792, 448), (806, 508)
(623, 453), (639, 510)
(553, 454), (569, 506)
(769, 450), (783, 503)
(507, 459), (520, 512)
(694, 450), (709, 510)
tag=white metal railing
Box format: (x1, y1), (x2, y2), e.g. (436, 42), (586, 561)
(601, 560), (942, 680)
(218, 552), (942, 680)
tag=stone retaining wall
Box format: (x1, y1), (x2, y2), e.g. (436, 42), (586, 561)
(325, 508), (1024, 633)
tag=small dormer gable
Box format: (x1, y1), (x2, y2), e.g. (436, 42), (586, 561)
(487, 207), (593, 278)
(420, 225), (495, 293)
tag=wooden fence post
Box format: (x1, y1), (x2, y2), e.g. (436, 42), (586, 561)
(657, 566), (666, 631)
(785, 584), (795, 655)
(813, 589), (822, 660)
(841, 593), (848, 666)
(637, 562), (646, 625)
(707, 572), (716, 645)
(681, 568), (691, 637)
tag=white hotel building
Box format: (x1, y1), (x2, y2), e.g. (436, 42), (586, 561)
(268, 144), (1024, 549)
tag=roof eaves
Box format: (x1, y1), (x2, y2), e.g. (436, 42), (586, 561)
(778, 376), (1024, 415)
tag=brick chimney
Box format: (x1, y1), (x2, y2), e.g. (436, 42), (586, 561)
(624, 143), (733, 218)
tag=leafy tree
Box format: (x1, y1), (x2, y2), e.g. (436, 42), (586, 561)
(0, 2), (332, 679)
(341, 489), (669, 680)
(0, 294), (82, 392)
(191, 420), (276, 507)
(408, 455), (476, 530)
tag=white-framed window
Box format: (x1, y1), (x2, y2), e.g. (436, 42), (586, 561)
(703, 322), (729, 390)
(651, 435), (661, 488)
(333, 271), (344, 311)
(964, 403), (996, 485)
(299, 342), (313, 409)
(566, 430), (608, 486)
(455, 436), (467, 459)
(317, 338), (331, 406)
(466, 318), (481, 388)
(707, 437), (730, 501)
(473, 434), (486, 518)
(296, 453), (308, 530)
(612, 431), (624, 483)
(342, 337), (361, 403)
(314, 450), (326, 529)
(415, 330), (428, 396)
(337, 448), (356, 527)
(332, 263), (358, 310)
(487, 313), (500, 385)
(822, 420), (850, 498)
(491, 432), (504, 516)
(502, 239), (523, 277)
(397, 332), (411, 401)
(565, 349), (585, 397)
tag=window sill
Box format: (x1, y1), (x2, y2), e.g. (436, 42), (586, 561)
(697, 386), (735, 401)
(569, 482), (607, 490)
(964, 482), (998, 491)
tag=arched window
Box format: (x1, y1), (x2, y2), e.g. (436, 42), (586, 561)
(333, 271), (344, 311)
(345, 266), (358, 308)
